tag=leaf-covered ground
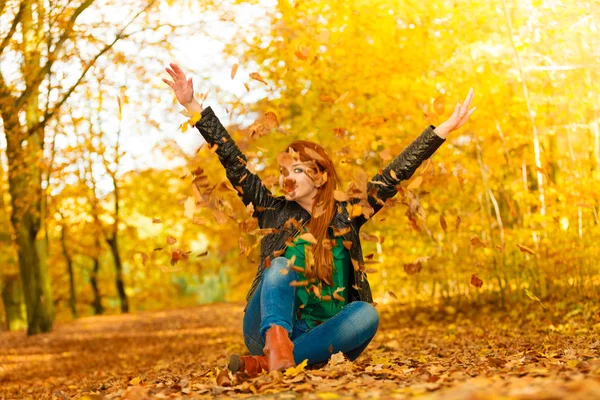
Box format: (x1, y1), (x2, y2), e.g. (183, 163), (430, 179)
(1, 300), (600, 399)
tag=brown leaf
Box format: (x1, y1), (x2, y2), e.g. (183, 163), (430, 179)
(166, 235), (177, 245)
(517, 244), (536, 255)
(140, 252), (148, 265)
(230, 63), (238, 79)
(388, 291), (397, 299)
(440, 215), (447, 233)
(249, 72), (267, 85)
(404, 261), (422, 275)
(471, 274), (483, 288)
(263, 112), (279, 129)
(152, 218), (162, 224)
(243, 82), (250, 92)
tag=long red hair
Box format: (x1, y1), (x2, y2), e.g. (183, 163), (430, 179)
(282, 140), (341, 285)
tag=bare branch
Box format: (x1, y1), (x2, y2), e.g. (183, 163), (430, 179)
(15, 0), (95, 109)
(0, 2), (24, 56)
(28, 0), (159, 135)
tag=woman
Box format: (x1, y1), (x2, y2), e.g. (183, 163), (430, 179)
(163, 63), (475, 375)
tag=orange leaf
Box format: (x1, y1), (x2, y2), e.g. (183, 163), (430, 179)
(231, 63), (238, 79)
(166, 235), (177, 245)
(295, 47), (309, 60)
(249, 72), (267, 85)
(263, 112), (279, 129)
(433, 94), (445, 115)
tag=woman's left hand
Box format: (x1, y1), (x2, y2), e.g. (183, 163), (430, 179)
(433, 88), (476, 139)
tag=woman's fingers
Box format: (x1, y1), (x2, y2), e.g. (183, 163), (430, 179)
(165, 67), (178, 81)
(162, 78), (174, 88)
(171, 63), (186, 79)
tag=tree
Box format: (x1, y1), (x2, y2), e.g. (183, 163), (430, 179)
(0, 0), (156, 334)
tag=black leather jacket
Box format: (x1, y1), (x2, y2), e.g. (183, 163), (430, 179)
(195, 107), (445, 311)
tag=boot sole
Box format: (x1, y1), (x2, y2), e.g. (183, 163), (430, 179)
(228, 354), (241, 374)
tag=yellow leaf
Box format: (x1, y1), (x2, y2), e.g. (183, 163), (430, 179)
(407, 176), (423, 190)
(183, 196), (195, 220)
(129, 377), (141, 385)
(418, 354), (427, 363)
(189, 111), (201, 126)
(284, 358), (308, 378)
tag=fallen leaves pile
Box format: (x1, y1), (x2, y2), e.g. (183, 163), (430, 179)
(1, 300), (599, 399)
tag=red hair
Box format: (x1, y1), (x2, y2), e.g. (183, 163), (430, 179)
(282, 140), (341, 285)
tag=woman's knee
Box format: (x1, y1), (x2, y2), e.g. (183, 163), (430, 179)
(351, 301), (379, 335)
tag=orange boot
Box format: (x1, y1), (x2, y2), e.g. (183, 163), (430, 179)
(228, 354), (269, 375)
(263, 324), (296, 372)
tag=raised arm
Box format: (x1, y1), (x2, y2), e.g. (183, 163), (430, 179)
(354, 89), (476, 227)
(163, 63), (278, 218)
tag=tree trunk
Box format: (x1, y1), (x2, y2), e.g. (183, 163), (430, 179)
(1, 274), (27, 331)
(4, 114), (54, 335)
(90, 236), (104, 315)
(107, 236), (128, 313)
(60, 223), (78, 319)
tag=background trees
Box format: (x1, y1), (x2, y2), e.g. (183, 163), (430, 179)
(1, 0), (598, 334)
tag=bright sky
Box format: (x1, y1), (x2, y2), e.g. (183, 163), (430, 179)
(0, 0), (276, 196)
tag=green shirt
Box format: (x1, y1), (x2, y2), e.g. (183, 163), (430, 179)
(284, 227), (351, 329)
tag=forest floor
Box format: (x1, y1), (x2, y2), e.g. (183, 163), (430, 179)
(1, 299), (600, 399)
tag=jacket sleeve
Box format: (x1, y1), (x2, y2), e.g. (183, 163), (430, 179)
(195, 106), (278, 217)
(355, 125), (446, 227)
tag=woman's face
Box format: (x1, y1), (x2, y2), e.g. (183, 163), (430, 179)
(278, 157), (318, 202)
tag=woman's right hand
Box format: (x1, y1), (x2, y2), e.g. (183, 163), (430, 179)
(163, 63), (195, 108)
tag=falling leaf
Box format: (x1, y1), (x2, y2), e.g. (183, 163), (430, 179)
(320, 95), (335, 103)
(140, 253), (148, 266)
(517, 244), (536, 255)
(440, 215), (447, 233)
(249, 72), (267, 85)
(243, 82), (250, 92)
(388, 291), (397, 299)
(407, 176), (423, 190)
(263, 111), (279, 129)
(152, 218), (162, 224)
(525, 288), (547, 309)
(166, 235), (177, 245)
(333, 190), (349, 201)
(129, 377), (141, 386)
(290, 280), (310, 287)
(299, 233), (317, 244)
(379, 149), (392, 161)
(183, 197), (195, 220)
(471, 274), (483, 288)
(295, 47), (309, 60)
(433, 94), (445, 115)
(230, 63), (238, 79)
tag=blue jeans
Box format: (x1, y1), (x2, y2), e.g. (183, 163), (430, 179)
(243, 257), (379, 365)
